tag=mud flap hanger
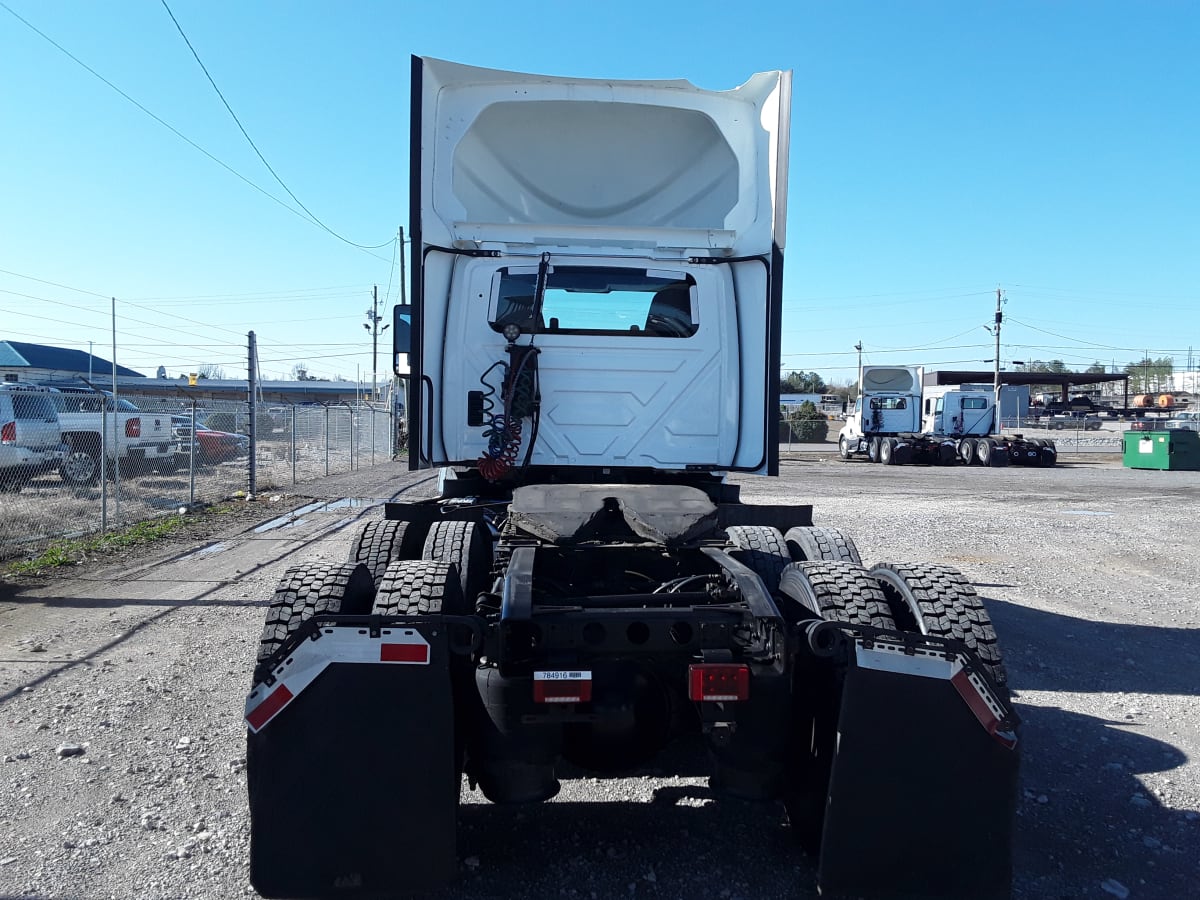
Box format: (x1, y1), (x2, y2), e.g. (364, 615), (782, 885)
(251, 614), (482, 691)
(801, 619), (1020, 746)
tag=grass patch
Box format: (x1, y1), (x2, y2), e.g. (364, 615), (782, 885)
(3, 503), (237, 576)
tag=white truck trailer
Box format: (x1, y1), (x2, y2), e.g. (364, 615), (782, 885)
(839, 365), (1056, 466)
(245, 59), (1019, 900)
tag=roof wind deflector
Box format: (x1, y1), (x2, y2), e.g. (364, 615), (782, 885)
(416, 58), (791, 258)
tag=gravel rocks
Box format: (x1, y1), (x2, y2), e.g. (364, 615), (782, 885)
(1, 459), (1198, 899)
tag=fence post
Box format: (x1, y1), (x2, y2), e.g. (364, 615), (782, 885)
(100, 403), (108, 534)
(324, 405), (330, 477)
(247, 331), (258, 499)
(291, 406), (297, 486)
(188, 399), (196, 507)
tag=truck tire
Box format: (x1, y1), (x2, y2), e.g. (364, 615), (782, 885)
(725, 525), (791, 594)
(879, 437), (896, 465)
(937, 442), (958, 466)
(1036, 439), (1057, 467)
(784, 526), (862, 565)
(422, 520), (493, 609)
(867, 436), (881, 463)
(372, 560), (470, 801)
(256, 563), (376, 665)
(838, 435), (853, 460)
(348, 520), (425, 587)
(778, 561), (895, 628)
(959, 438), (977, 465)
(60, 442), (101, 487)
(373, 559), (468, 617)
(869, 562), (1007, 691)
(976, 438), (993, 466)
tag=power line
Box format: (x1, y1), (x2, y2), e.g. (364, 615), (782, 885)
(0, 1), (390, 260)
(158, 0), (392, 251)
(1005, 316), (1185, 355)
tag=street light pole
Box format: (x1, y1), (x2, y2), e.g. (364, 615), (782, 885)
(364, 285), (389, 401)
(854, 341), (863, 397)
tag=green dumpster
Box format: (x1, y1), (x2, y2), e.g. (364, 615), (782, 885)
(1123, 430), (1200, 471)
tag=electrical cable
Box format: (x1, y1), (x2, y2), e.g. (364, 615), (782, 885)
(159, 0), (393, 251)
(0, 1), (390, 258)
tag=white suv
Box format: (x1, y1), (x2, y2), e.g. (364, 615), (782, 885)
(0, 384), (67, 493)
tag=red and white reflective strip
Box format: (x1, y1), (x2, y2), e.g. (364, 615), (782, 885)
(533, 670), (592, 703)
(854, 644), (1018, 750)
(245, 628), (431, 733)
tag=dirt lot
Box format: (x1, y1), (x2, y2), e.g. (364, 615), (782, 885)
(1, 454), (1197, 899)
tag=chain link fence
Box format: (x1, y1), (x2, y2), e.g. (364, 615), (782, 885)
(0, 398), (400, 563)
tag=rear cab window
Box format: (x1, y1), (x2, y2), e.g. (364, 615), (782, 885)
(12, 394), (57, 421)
(490, 266), (698, 338)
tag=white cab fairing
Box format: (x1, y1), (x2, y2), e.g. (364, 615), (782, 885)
(410, 57), (791, 473)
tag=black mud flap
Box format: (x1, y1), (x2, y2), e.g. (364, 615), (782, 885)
(246, 623), (457, 898)
(817, 644), (1018, 900)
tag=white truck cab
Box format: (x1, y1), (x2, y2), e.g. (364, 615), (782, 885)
(925, 390), (995, 437)
(838, 366), (923, 452)
(401, 57), (791, 476)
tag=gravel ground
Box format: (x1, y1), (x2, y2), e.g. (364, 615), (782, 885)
(1, 454), (1198, 900)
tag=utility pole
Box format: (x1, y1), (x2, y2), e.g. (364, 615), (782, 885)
(992, 287), (1004, 430)
(364, 285), (389, 401)
(247, 331), (258, 500)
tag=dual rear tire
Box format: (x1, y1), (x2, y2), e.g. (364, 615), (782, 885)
(347, 518), (493, 607)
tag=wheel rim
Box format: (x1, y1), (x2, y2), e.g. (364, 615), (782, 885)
(61, 451), (97, 484)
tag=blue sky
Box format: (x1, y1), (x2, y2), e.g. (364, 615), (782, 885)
(1, 0), (1196, 385)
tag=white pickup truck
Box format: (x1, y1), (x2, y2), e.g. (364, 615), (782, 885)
(46, 386), (177, 486)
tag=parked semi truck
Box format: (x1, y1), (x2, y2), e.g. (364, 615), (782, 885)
(245, 58), (1019, 900)
(839, 366), (1056, 467)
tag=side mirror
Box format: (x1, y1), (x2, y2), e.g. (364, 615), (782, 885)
(392, 304), (412, 356)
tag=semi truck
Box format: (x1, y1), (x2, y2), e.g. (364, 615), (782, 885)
(839, 366), (1056, 466)
(245, 58), (1019, 900)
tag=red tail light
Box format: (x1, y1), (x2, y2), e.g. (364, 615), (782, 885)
(1, 421), (15, 443)
(125, 417), (141, 438)
(688, 664), (750, 702)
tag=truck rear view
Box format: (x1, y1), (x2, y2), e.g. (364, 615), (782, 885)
(840, 365), (1056, 467)
(245, 57), (1019, 899)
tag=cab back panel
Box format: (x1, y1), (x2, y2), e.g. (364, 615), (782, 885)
(436, 255), (741, 469)
(409, 57), (790, 475)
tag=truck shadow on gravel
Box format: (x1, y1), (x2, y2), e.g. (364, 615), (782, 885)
(983, 597), (1199, 899)
(450, 771), (818, 899)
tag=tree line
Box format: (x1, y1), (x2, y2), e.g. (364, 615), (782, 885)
(782, 357), (1181, 398)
